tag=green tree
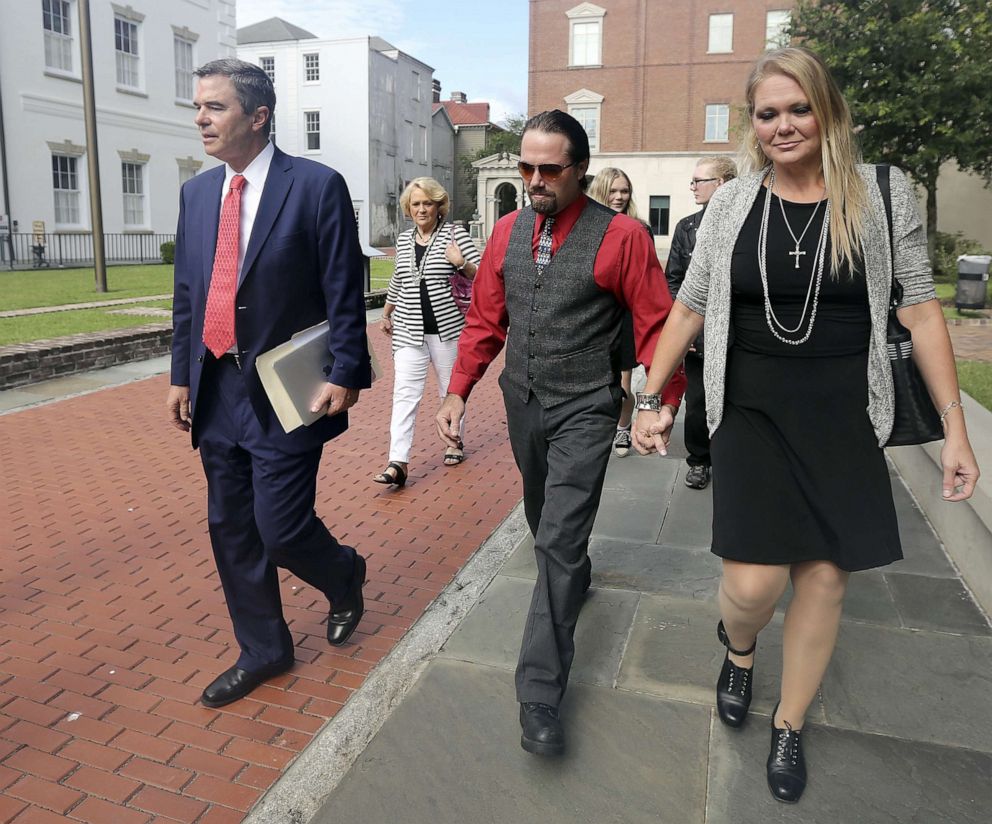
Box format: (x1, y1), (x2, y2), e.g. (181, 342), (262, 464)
(456, 114), (526, 220)
(789, 0), (992, 255)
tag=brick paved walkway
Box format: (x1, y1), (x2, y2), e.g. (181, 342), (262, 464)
(0, 325), (520, 823)
(947, 322), (992, 363)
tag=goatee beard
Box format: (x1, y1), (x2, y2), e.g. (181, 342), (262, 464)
(529, 192), (557, 214)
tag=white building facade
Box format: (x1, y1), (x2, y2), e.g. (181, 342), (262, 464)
(0, 0), (236, 263)
(237, 28), (435, 251)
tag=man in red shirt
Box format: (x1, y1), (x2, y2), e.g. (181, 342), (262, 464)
(436, 111), (684, 756)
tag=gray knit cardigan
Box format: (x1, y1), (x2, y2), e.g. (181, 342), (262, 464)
(677, 164), (936, 446)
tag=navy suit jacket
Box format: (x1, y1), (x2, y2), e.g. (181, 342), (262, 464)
(170, 146), (372, 454)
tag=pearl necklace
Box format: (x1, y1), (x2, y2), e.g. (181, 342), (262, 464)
(758, 169), (831, 346)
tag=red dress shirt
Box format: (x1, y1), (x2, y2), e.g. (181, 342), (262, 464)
(448, 194), (686, 407)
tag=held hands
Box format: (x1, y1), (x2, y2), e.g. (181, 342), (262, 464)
(631, 405), (677, 456)
(166, 385), (192, 432)
(382, 314), (393, 336)
(311, 383), (360, 417)
(435, 393), (465, 448)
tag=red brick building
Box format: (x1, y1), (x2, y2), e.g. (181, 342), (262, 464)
(528, 0), (795, 253)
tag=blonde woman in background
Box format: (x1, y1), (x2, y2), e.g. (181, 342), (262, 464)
(588, 167), (654, 457)
(375, 177), (481, 487)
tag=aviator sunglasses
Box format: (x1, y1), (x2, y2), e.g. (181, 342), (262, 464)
(517, 160), (577, 181)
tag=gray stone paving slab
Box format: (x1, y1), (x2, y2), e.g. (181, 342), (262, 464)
(658, 466), (713, 549)
(603, 450), (679, 500)
(499, 532), (536, 580)
(706, 715), (992, 824)
(592, 486), (668, 543)
(837, 570), (902, 627)
(821, 622), (992, 752)
(588, 537), (721, 598)
(884, 572), (992, 635)
(316, 660), (710, 824)
(616, 594), (828, 723)
(438, 576), (639, 688)
(890, 477), (958, 578)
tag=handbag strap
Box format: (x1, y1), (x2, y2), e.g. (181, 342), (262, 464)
(875, 163), (902, 308)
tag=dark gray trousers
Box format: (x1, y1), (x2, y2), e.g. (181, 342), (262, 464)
(501, 380), (622, 707)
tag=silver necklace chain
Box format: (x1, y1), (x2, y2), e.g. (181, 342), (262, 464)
(777, 180), (824, 269)
(758, 169), (831, 346)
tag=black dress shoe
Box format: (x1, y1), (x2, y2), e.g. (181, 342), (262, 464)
(767, 711), (807, 804)
(201, 658), (294, 708)
(716, 620), (755, 728)
(327, 553), (366, 646)
(519, 702), (565, 756)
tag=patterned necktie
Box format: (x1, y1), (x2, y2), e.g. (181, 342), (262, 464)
(202, 174), (246, 357)
(536, 215), (555, 275)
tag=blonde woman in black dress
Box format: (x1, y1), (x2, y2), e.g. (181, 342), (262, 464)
(632, 48), (979, 803)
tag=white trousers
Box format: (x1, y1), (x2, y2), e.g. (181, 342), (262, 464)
(389, 335), (464, 464)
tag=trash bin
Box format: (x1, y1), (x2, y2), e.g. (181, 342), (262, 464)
(955, 254), (991, 310)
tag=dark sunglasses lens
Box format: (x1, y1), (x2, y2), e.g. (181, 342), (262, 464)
(517, 162), (564, 180)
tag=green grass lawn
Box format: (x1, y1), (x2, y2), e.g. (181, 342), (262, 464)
(0, 300), (173, 346)
(370, 258), (394, 291)
(958, 360), (992, 411)
(0, 264), (174, 311)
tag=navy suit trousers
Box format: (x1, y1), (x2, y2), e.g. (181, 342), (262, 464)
(196, 358), (358, 672)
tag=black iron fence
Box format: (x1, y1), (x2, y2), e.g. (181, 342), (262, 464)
(0, 232), (176, 269)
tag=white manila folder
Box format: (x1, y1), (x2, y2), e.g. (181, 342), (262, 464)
(255, 320), (380, 433)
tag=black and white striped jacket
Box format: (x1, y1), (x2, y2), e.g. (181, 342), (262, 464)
(385, 222), (481, 352)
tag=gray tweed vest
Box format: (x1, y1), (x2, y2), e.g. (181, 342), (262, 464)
(501, 200), (620, 407)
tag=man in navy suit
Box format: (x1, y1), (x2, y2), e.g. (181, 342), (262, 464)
(166, 59), (372, 708)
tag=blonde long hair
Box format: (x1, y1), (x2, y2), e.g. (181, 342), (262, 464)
(739, 47), (868, 275)
(588, 168), (640, 221)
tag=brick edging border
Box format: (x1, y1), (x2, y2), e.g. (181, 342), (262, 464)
(0, 292), (388, 391)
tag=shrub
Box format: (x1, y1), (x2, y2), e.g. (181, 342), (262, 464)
(160, 241), (176, 264)
(932, 231), (985, 280)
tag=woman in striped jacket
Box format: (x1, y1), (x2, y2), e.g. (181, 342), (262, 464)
(374, 177), (481, 487)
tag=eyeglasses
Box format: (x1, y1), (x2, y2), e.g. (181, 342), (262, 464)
(517, 161), (576, 181)
(690, 177), (719, 188)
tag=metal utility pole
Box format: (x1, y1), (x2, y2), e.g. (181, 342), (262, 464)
(0, 68), (15, 269)
(78, 0), (107, 291)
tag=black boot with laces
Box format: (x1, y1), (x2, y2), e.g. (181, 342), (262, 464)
(715, 620), (755, 727)
(766, 707), (807, 803)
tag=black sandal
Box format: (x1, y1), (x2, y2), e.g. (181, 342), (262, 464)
(716, 619), (756, 728)
(373, 462), (407, 487)
(443, 439), (465, 467)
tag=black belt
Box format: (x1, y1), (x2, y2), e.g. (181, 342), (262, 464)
(217, 352), (242, 370)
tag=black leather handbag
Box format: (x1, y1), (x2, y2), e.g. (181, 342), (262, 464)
(877, 164), (943, 446)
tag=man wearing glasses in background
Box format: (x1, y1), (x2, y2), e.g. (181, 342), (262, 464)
(665, 157), (738, 491)
(436, 110), (685, 757)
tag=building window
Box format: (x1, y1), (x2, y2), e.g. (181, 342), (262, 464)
(405, 121), (414, 160)
(121, 162), (145, 226)
(419, 125), (428, 164)
(52, 154), (80, 225)
(43, 0), (73, 72)
(260, 55), (274, 82)
(412, 70), (421, 101)
(178, 166), (196, 187)
(304, 53), (319, 82)
(115, 16), (140, 87)
(705, 104), (730, 142)
(649, 196), (670, 236)
(708, 13), (733, 54)
(305, 111), (320, 151)
(568, 105), (600, 153)
(567, 3), (605, 66)
(269, 112), (276, 144)
(570, 20), (601, 66)
(174, 36), (194, 100)
(766, 10), (791, 49)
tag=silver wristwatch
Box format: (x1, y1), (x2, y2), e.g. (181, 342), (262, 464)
(635, 393), (662, 412)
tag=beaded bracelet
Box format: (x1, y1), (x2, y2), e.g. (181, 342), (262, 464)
(938, 400), (962, 426)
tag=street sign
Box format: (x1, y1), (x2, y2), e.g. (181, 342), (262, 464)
(0, 214), (9, 232)
(32, 220), (45, 246)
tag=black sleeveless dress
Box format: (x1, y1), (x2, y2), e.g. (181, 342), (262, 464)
(709, 191), (902, 571)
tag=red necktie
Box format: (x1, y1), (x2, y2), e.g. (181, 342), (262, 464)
(202, 174), (245, 357)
